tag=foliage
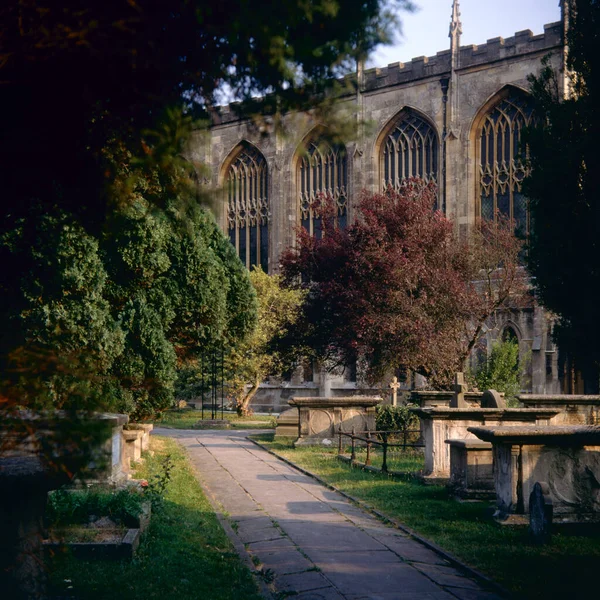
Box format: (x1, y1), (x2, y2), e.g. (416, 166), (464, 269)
(226, 267), (305, 415)
(102, 190), (257, 419)
(525, 0), (600, 382)
(0, 0), (410, 231)
(281, 180), (526, 388)
(46, 488), (146, 528)
(471, 340), (526, 405)
(375, 404), (419, 432)
(49, 436), (262, 600)
(1, 1), (406, 422)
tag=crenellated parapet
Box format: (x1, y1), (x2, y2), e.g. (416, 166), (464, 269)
(211, 21), (562, 125)
(359, 21), (563, 92)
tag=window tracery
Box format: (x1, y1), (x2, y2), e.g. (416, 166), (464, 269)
(226, 145), (269, 272)
(478, 90), (536, 236)
(380, 110), (439, 193)
(297, 140), (348, 236)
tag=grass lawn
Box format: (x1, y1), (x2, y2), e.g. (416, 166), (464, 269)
(155, 408), (276, 430)
(342, 445), (425, 474)
(254, 433), (600, 600)
(49, 436), (262, 600)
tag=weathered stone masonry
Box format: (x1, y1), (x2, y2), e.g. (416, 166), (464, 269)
(186, 7), (570, 403)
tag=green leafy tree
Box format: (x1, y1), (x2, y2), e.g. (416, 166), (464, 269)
(525, 0), (600, 388)
(102, 173), (257, 419)
(471, 340), (527, 406)
(226, 268), (305, 415)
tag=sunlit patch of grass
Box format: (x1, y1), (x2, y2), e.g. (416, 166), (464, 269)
(254, 433), (600, 600)
(155, 408), (276, 430)
(49, 437), (262, 600)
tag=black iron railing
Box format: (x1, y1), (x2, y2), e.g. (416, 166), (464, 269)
(337, 426), (424, 473)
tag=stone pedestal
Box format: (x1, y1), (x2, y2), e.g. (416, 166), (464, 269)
(288, 397), (381, 446)
(412, 407), (560, 481)
(126, 423), (154, 452)
(275, 408), (300, 438)
(94, 413), (129, 482)
(446, 439), (494, 499)
(411, 391), (483, 408)
(122, 430), (144, 472)
(469, 425), (600, 524)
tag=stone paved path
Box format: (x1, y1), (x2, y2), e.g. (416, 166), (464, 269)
(157, 428), (503, 600)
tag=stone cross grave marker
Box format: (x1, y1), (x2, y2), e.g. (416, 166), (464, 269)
(389, 376), (401, 407)
(450, 372), (469, 408)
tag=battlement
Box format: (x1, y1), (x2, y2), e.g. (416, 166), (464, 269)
(362, 21), (562, 91)
(214, 21), (563, 125)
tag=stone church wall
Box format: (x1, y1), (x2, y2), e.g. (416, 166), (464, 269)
(186, 18), (567, 408)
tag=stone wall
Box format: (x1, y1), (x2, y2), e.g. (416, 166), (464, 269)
(186, 16), (568, 400)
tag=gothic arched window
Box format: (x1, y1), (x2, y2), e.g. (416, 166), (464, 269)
(380, 110), (439, 191)
(478, 89), (536, 236)
(297, 140), (347, 237)
(226, 144), (269, 272)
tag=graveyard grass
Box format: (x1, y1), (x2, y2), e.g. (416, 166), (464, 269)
(156, 408), (276, 430)
(49, 436), (262, 600)
(255, 433), (600, 599)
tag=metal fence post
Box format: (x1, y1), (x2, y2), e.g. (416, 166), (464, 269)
(338, 425), (343, 455)
(365, 430), (372, 466)
(381, 432), (389, 473)
(351, 426), (356, 461)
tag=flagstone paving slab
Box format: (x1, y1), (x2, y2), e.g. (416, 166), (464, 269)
(156, 428), (503, 600)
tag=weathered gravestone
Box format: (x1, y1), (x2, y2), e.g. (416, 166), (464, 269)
(529, 481), (553, 544)
(481, 389), (506, 409)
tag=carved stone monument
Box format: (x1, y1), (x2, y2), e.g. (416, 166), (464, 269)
(288, 397), (381, 446)
(412, 405), (560, 481)
(469, 425), (600, 524)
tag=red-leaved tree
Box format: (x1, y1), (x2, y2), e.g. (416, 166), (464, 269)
(280, 179), (527, 389)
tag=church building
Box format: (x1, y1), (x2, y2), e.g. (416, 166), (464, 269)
(187, 2), (577, 409)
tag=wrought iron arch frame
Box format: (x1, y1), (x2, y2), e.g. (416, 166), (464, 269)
(470, 85), (536, 235)
(293, 126), (349, 237)
(374, 106), (441, 196)
(219, 140), (271, 272)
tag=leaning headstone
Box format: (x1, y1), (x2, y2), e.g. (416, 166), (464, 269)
(529, 481), (553, 544)
(481, 389), (506, 409)
(449, 373), (469, 408)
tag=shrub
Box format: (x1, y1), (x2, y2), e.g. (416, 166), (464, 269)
(472, 339), (528, 406)
(46, 488), (145, 528)
(376, 404), (419, 432)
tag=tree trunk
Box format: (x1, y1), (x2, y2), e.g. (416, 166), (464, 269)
(237, 376), (261, 416)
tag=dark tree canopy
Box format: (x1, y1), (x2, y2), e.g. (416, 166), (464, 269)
(0, 0), (408, 227)
(525, 0), (600, 379)
(0, 1), (410, 416)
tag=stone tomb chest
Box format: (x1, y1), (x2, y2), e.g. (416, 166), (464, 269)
(518, 394), (600, 426)
(445, 439), (494, 499)
(412, 407), (560, 481)
(288, 396), (381, 446)
(469, 425), (600, 524)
